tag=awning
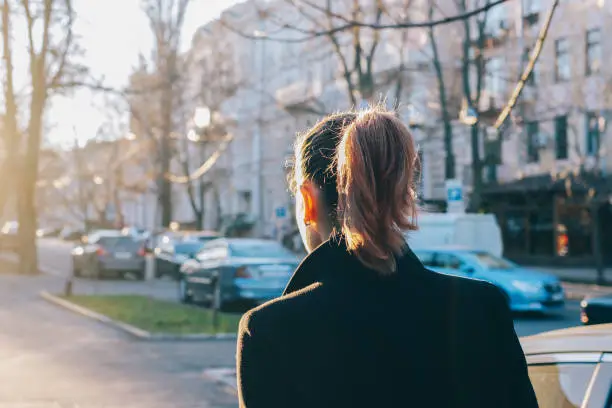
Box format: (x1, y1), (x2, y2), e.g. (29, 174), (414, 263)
(483, 172), (612, 195)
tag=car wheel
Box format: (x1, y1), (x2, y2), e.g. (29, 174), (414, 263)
(178, 277), (193, 304)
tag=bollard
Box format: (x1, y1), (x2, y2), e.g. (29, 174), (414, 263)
(145, 254), (156, 281)
(64, 278), (73, 297)
(212, 272), (222, 333)
(64, 262), (74, 296)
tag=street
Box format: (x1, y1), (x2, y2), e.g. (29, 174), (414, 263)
(35, 238), (585, 338)
(0, 239), (591, 406)
(0, 273), (238, 408)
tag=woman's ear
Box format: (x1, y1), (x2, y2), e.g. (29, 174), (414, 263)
(299, 182), (318, 226)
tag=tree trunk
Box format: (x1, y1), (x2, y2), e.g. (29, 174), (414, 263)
(428, 6), (455, 180)
(469, 124), (483, 212)
(213, 184), (222, 231)
(197, 178), (206, 230)
(18, 97), (45, 275)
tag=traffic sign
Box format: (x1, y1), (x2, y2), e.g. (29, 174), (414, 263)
(445, 179), (465, 213)
(275, 206), (287, 219)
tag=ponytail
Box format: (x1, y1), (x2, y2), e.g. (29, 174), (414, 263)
(336, 108), (419, 273)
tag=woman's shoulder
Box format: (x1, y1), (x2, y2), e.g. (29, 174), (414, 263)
(420, 267), (508, 310)
(238, 281), (326, 339)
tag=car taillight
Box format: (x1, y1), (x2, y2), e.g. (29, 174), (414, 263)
(235, 266), (252, 278)
(137, 247), (146, 257)
(96, 247), (107, 256)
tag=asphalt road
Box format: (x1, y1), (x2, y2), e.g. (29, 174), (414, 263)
(37, 237), (74, 277)
(0, 273), (238, 408)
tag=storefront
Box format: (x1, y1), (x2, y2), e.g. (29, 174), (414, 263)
(482, 173), (612, 267)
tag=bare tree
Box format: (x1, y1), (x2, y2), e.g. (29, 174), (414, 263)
(1, 0), (86, 274)
(176, 23), (240, 229)
(141, 0), (191, 228)
(235, 0), (419, 108)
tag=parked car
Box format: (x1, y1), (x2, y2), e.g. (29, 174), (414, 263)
(413, 247), (565, 312)
(59, 227), (85, 242)
(581, 294), (612, 325)
(71, 230), (146, 279)
(177, 230), (219, 243)
(36, 226), (62, 238)
(154, 238), (205, 280)
(178, 238), (299, 308)
(0, 221), (19, 251)
(521, 324), (612, 407)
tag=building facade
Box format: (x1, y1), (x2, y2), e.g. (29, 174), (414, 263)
(479, 0), (612, 266)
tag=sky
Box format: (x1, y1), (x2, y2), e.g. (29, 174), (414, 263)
(46, 0), (239, 148)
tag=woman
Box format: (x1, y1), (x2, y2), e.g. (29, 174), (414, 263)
(236, 108), (538, 408)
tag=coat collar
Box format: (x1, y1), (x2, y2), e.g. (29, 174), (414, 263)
(283, 235), (426, 296)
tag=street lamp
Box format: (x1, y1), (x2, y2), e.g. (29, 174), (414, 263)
(193, 107), (211, 130)
(93, 176), (104, 185)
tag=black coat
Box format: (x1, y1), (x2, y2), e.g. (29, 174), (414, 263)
(236, 238), (538, 408)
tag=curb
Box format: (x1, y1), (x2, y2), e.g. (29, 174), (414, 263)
(39, 291), (238, 342)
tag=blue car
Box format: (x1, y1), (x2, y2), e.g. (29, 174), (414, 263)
(179, 238), (300, 309)
(413, 247), (565, 312)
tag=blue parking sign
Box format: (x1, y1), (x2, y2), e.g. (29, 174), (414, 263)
(275, 206), (287, 219)
(447, 187), (462, 202)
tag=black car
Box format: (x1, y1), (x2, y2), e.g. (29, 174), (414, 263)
(521, 324), (612, 407)
(154, 239), (205, 280)
(581, 294), (612, 325)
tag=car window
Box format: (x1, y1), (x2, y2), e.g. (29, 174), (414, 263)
(196, 244), (228, 261)
(433, 253), (465, 270)
(98, 236), (140, 251)
(229, 241), (293, 258)
(528, 363), (597, 408)
(469, 251), (515, 270)
(174, 242), (203, 255)
(414, 251), (435, 267)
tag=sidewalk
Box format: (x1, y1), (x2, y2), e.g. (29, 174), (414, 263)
(530, 266), (612, 286)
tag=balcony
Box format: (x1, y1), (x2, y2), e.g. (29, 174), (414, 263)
(275, 80), (323, 112)
(523, 11), (539, 28)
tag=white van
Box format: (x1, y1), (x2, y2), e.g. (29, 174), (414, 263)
(405, 213), (503, 257)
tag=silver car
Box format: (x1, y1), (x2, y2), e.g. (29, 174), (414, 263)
(72, 231), (146, 279)
(521, 324), (612, 407)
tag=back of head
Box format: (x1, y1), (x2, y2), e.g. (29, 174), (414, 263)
(336, 107), (419, 273)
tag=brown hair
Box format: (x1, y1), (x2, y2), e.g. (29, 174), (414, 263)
(293, 107), (419, 273)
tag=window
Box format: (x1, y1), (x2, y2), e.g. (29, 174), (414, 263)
(197, 243), (228, 261)
(555, 38), (570, 82)
(585, 28), (601, 76)
(528, 363), (596, 408)
(523, 0), (541, 15)
(555, 115), (568, 159)
(586, 111), (601, 156)
(414, 251), (435, 267)
(433, 253), (465, 270)
(485, 56), (504, 97)
(523, 47), (536, 85)
(229, 241), (293, 258)
(526, 121), (540, 163)
(469, 251), (514, 270)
